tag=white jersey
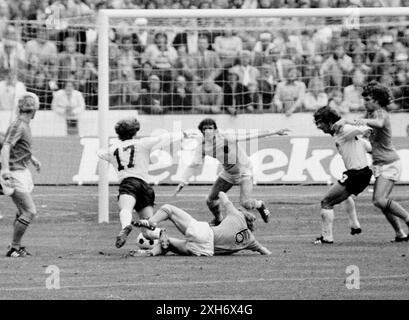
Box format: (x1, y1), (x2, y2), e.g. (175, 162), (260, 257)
(97, 136), (164, 183)
(332, 122), (371, 170)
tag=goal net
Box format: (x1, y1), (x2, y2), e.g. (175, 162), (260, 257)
(96, 8), (409, 222)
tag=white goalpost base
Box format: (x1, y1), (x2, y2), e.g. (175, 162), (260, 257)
(97, 7), (409, 223)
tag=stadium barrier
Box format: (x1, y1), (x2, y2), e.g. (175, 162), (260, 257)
(31, 134), (409, 185)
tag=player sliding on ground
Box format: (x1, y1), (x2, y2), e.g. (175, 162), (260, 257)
(97, 118), (191, 248)
(135, 191), (271, 256)
(173, 118), (289, 226)
(313, 106), (373, 244)
(0, 93), (41, 257)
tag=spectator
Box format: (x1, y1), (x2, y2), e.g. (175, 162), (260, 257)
(79, 59), (98, 108)
(0, 24), (25, 79)
(230, 50), (260, 90)
(23, 54), (55, 110)
(110, 68), (141, 107)
(364, 34), (380, 68)
(303, 77), (328, 112)
(320, 43), (354, 90)
(328, 88), (349, 115)
(393, 53), (409, 110)
(135, 61), (154, 92)
(173, 43), (196, 83)
(133, 18), (149, 48)
(258, 62), (276, 111)
(165, 75), (193, 112)
(253, 32), (275, 66)
(195, 79), (223, 113)
(58, 36), (85, 84)
(25, 24), (58, 67)
(192, 33), (222, 83)
(343, 69), (366, 112)
(274, 66), (306, 116)
(223, 68), (252, 115)
(52, 78), (85, 134)
(0, 69), (26, 124)
(138, 74), (165, 114)
(118, 34), (141, 75)
(214, 24), (243, 68)
(143, 32), (177, 92)
(371, 34), (396, 81)
(172, 18), (199, 54)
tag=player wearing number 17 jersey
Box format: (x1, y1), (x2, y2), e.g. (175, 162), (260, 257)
(97, 118), (185, 248)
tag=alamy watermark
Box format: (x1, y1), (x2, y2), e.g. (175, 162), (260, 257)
(45, 265), (61, 290)
(345, 265), (360, 290)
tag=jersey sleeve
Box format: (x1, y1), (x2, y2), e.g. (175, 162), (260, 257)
(140, 137), (162, 150)
(4, 123), (24, 147)
(244, 238), (265, 253)
(341, 124), (372, 140)
(96, 148), (110, 161)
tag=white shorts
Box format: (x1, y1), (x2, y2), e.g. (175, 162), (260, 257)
(0, 169), (34, 195)
(372, 160), (401, 182)
(185, 220), (214, 256)
(219, 164), (253, 185)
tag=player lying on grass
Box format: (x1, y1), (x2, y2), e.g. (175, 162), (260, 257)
(313, 106), (373, 244)
(1, 93), (41, 257)
(135, 192), (271, 256)
(97, 118), (192, 248)
(173, 118), (289, 226)
(341, 81), (409, 242)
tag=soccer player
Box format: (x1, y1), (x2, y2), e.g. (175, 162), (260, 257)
(97, 118), (189, 248)
(136, 192), (271, 256)
(0, 93), (41, 257)
(173, 118), (289, 225)
(352, 81), (409, 242)
(313, 106), (373, 244)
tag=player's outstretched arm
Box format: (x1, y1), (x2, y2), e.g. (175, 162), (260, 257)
(96, 149), (110, 161)
(30, 155), (41, 173)
(250, 240), (272, 255)
(235, 128), (290, 142)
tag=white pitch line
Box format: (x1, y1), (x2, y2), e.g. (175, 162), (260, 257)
(0, 273), (407, 292)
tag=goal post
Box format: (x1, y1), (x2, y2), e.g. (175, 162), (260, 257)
(97, 7), (409, 223)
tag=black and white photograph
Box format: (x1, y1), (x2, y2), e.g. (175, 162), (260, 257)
(0, 0), (409, 308)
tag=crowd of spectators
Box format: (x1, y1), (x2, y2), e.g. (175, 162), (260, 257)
(0, 0), (408, 117)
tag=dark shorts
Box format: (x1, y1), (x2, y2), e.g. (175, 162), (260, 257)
(338, 166), (372, 196)
(118, 177), (155, 212)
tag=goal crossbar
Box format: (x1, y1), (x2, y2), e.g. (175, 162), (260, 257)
(97, 7), (409, 223)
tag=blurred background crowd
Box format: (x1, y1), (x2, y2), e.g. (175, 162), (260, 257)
(0, 0), (408, 118)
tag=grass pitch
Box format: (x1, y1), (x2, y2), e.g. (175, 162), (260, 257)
(0, 185), (408, 300)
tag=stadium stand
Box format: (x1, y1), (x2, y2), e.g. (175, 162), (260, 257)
(0, 0), (408, 115)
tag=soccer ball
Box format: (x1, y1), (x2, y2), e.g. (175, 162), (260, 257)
(136, 232), (158, 250)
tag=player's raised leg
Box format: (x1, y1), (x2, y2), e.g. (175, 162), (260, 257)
(145, 204), (204, 255)
(315, 182), (350, 244)
(239, 177), (270, 223)
(206, 176), (233, 225)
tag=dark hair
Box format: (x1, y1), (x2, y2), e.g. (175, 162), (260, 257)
(313, 106), (341, 125)
(362, 80), (392, 109)
(198, 118), (217, 133)
(115, 118), (140, 141)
